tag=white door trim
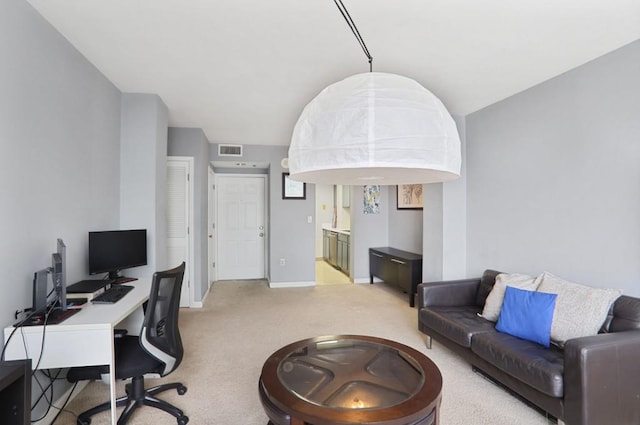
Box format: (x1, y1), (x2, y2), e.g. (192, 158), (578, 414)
(208, 167), (217, 287)
(167, 156), (195, 308)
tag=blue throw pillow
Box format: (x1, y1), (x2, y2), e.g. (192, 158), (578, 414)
(496, 286), (557, 347)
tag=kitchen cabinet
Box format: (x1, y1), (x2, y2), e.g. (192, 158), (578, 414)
(369, 247), (422, 307)
(322, 228), (349, 275)
(337, 233), (349, 273)
(328, 232), (338, 267)
(323, 230), (330, 261)
(323, 229), (339, 267)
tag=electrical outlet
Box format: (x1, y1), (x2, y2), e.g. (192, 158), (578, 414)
(279, 258), (286, 266)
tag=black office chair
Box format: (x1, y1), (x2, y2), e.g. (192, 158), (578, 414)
(68, 262), (189, 425)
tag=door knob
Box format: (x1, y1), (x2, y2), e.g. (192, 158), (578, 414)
(259, 233), (264, 237)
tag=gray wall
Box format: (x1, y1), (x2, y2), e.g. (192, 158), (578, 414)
(210, 144), (317, 285)
(419, 115), (468, 283)
(168, 127), (210, 300)
(209, 145), (398, 285)
(466, 40), (640, 295)
(442, 116), (468, 280)
(388, 186), (423, 254)
(210, 144), (417, 285)
(120, 93), (169, 277)
(0, 1), (122, 419)
(379, 113), (469, 284)
(352, 185), (390, 282)
(0, 0), (122, 328)
(422, 183), (444, 281)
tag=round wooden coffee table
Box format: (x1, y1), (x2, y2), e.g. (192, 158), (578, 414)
(259, 335), (442, 425)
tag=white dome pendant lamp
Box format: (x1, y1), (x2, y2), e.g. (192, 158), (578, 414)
(288, 1), (461, 186)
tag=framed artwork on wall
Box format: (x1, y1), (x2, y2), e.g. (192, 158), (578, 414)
(282, 173), (306, 199)
(397, 184), (423, 209)
(363, 185), (381, 214)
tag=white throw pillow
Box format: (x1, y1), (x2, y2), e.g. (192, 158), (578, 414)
(536, 272), (621, 346)
(480, 273), (542, 322)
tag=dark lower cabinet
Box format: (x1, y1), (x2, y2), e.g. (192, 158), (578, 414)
(369, 247), (423, 307)
(0, 359), (31, 425)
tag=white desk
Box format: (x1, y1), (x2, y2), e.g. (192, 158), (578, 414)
(3, 278), (152, 425)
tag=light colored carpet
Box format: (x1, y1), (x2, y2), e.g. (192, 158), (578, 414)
(56, 280), (551, 425)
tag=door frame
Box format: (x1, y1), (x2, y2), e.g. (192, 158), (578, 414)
(215, 173), (268, 280)
(167, 156), (195, 308)
(208, 166), (217, 287)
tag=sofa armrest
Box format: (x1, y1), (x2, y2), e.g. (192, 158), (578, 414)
(416, 278), (480, 308)
(563, 330), (640, 425)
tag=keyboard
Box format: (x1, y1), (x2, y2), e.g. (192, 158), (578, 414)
(91, 285), (134, 304)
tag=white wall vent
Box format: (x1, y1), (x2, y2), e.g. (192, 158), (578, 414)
(218, 144), (243, 157)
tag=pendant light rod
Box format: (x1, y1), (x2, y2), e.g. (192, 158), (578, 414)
(333, 0), (373, 72)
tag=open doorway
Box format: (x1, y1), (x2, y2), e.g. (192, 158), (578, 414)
(315, 184), (351, 285)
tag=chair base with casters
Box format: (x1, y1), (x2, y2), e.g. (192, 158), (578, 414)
(76, 375), (188, 425)
(68, 263), (189, 425)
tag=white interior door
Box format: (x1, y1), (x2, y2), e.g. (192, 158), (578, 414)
(208, 168), (217, 286)
(217, 175), (266, 280)
(167, 157), (194, 307)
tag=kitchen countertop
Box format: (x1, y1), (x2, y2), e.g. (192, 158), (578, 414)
(322, 226), (350, 235)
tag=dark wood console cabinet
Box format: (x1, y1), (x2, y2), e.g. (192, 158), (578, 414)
(369, 247), (423, 307)
(0, 359), (31, 425)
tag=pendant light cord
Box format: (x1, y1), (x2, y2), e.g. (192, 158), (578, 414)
(333, 0), (373, 72)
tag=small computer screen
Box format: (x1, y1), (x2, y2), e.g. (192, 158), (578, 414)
(32, 269), (49, 313)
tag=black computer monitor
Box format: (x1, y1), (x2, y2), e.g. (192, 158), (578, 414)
(32, 268), (49, 314)
(88, 229), (147, 281)
(31, 238), (68, 314)
(51, 239), (67, 311)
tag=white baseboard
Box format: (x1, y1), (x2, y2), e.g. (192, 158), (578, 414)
(353, 277), (368, 284)
(354, 277), (380, 284)
(269, 281), (316, 288)
(268, 278), (376, 287)
(191, 283), (211, 308)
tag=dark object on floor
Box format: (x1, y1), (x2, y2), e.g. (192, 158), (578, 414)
(259, 335), (441, 425)
(0, 359), (31, 425)
(369, 247), (422, 307)
(67, 262), (188, 425)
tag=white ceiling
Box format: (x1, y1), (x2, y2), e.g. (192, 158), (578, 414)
(27, 0), (640, 146)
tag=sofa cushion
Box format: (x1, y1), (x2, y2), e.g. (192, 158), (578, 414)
(537, 272), (621, 345)
(475, 269), (502, 307)
(471, 331), (564, 398)
(496, 287), (557, 348)
(480, 273), (542, 322)
(419, 306), (495, 348)
(608, 295), (640, 332)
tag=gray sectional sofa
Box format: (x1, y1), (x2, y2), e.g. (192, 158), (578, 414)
(417, 270), (640, 425)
